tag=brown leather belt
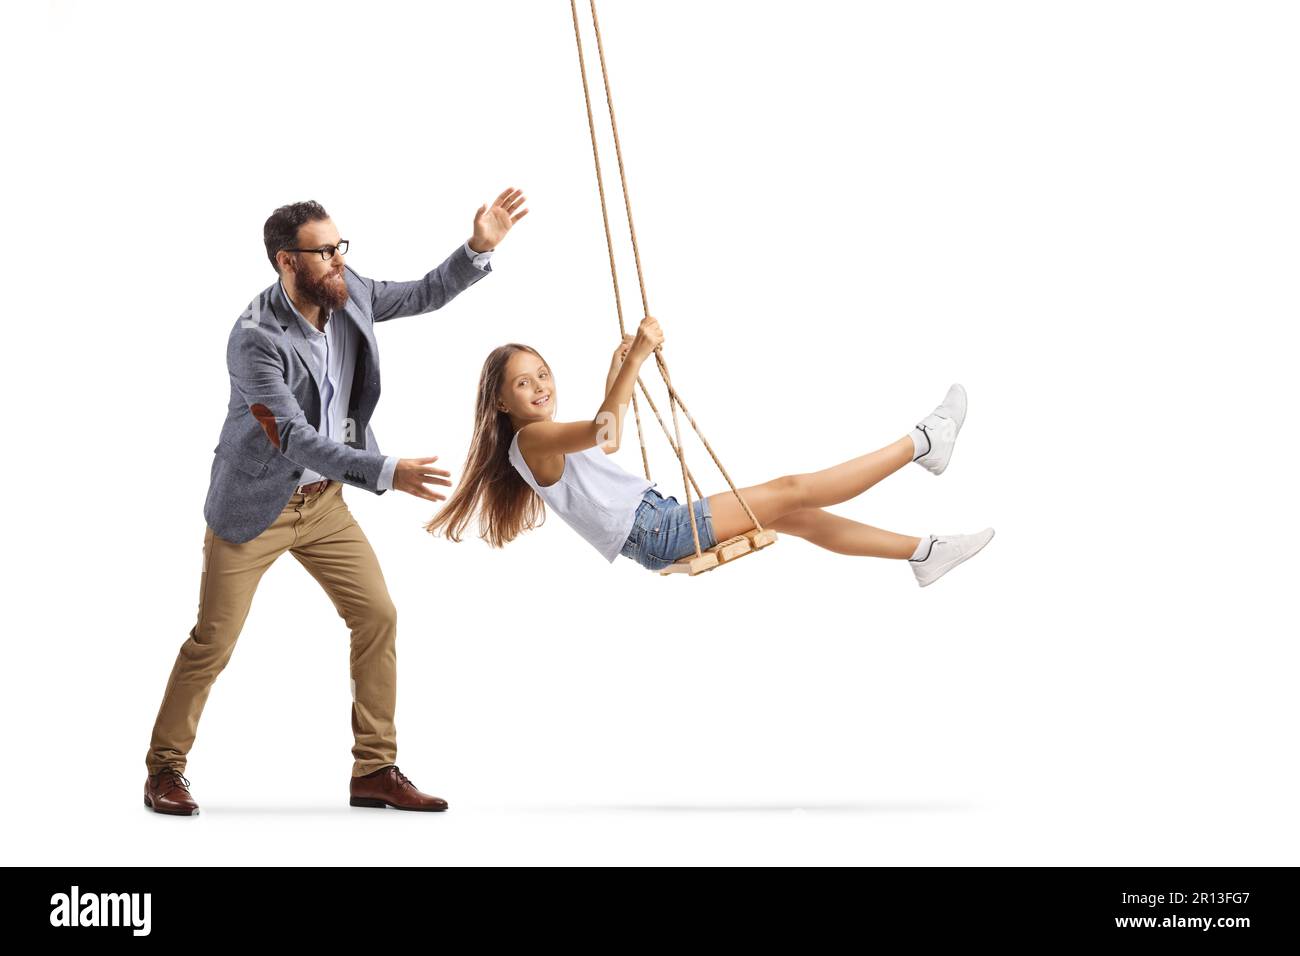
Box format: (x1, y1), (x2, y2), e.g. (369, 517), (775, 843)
(295, 479), (331, 496)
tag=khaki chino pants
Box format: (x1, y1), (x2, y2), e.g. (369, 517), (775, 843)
(146, 480), (398, 778)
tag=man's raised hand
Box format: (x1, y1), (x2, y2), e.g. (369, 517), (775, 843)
(469, 186), (529, 254)
(394, 456), (453, 502)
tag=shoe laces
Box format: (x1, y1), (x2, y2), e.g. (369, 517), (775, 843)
(391, 765), (415, 789)
(156, 769), (191, 792)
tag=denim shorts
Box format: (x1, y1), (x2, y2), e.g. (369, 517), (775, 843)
(619, 487), (718, 571)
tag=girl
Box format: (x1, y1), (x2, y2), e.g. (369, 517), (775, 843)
(425, 317), (994, 586)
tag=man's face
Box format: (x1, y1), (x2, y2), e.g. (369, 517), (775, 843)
(282, 218), (349, 313)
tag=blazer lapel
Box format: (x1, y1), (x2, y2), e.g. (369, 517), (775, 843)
(340, 296), (380, 426)
(341, 295), (377, 362)
(271, 282), (323, 428)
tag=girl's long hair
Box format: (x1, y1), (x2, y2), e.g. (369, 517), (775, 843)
(424, 343), (547, 547)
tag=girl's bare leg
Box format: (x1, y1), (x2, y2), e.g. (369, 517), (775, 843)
(707, 436), (914, 543)
(768, 508), (921, 559)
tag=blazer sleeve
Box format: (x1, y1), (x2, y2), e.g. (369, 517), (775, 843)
(348, 242), (491, 324)
(227, 325), (390, 494)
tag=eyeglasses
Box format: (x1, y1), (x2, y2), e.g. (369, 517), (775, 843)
(283, 239), (349, 261)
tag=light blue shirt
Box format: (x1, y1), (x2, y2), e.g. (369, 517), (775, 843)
(282, 240), (493, 491)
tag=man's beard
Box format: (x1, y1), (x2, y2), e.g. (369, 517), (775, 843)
(292, 257), (350, 314)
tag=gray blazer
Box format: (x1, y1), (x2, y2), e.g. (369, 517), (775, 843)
(204, 243), (491, 544)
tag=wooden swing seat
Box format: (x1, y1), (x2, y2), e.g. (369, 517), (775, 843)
(659, 528), (779, 576)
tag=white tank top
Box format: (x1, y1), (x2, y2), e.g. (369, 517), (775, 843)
(508, 430), (656, 562)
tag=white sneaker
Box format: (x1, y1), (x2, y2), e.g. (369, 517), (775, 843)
(912, 384), (968, 476)
(909, 528), (995, 587)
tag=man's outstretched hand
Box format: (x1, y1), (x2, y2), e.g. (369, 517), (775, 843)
(469, 186), (529, 254)
(394, 456), (452, 502)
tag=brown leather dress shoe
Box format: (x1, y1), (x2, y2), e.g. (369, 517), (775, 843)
(144, 769), (200, 816)
(349, 764), (448, 811)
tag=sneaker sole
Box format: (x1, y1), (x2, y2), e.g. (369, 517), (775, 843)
(917, 527), (995, 587)
(933, 384), (968, 475)
(948, 383), (968, 431)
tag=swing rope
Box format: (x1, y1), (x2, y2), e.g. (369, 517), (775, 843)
(568, 0), (764, 558)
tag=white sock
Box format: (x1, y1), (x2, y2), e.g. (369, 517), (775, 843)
(908, 426), (929, 461)
(909, 535), (933, 561)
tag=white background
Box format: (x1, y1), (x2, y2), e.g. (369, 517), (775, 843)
(3, 0), (1296, 865)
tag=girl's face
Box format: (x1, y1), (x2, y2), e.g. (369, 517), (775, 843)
(498, 350), (556, 427)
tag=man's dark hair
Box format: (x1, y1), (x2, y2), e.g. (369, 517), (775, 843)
(263, 200), (330, 274)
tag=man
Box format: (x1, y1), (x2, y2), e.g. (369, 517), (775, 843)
(144, 190), (528, 815)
